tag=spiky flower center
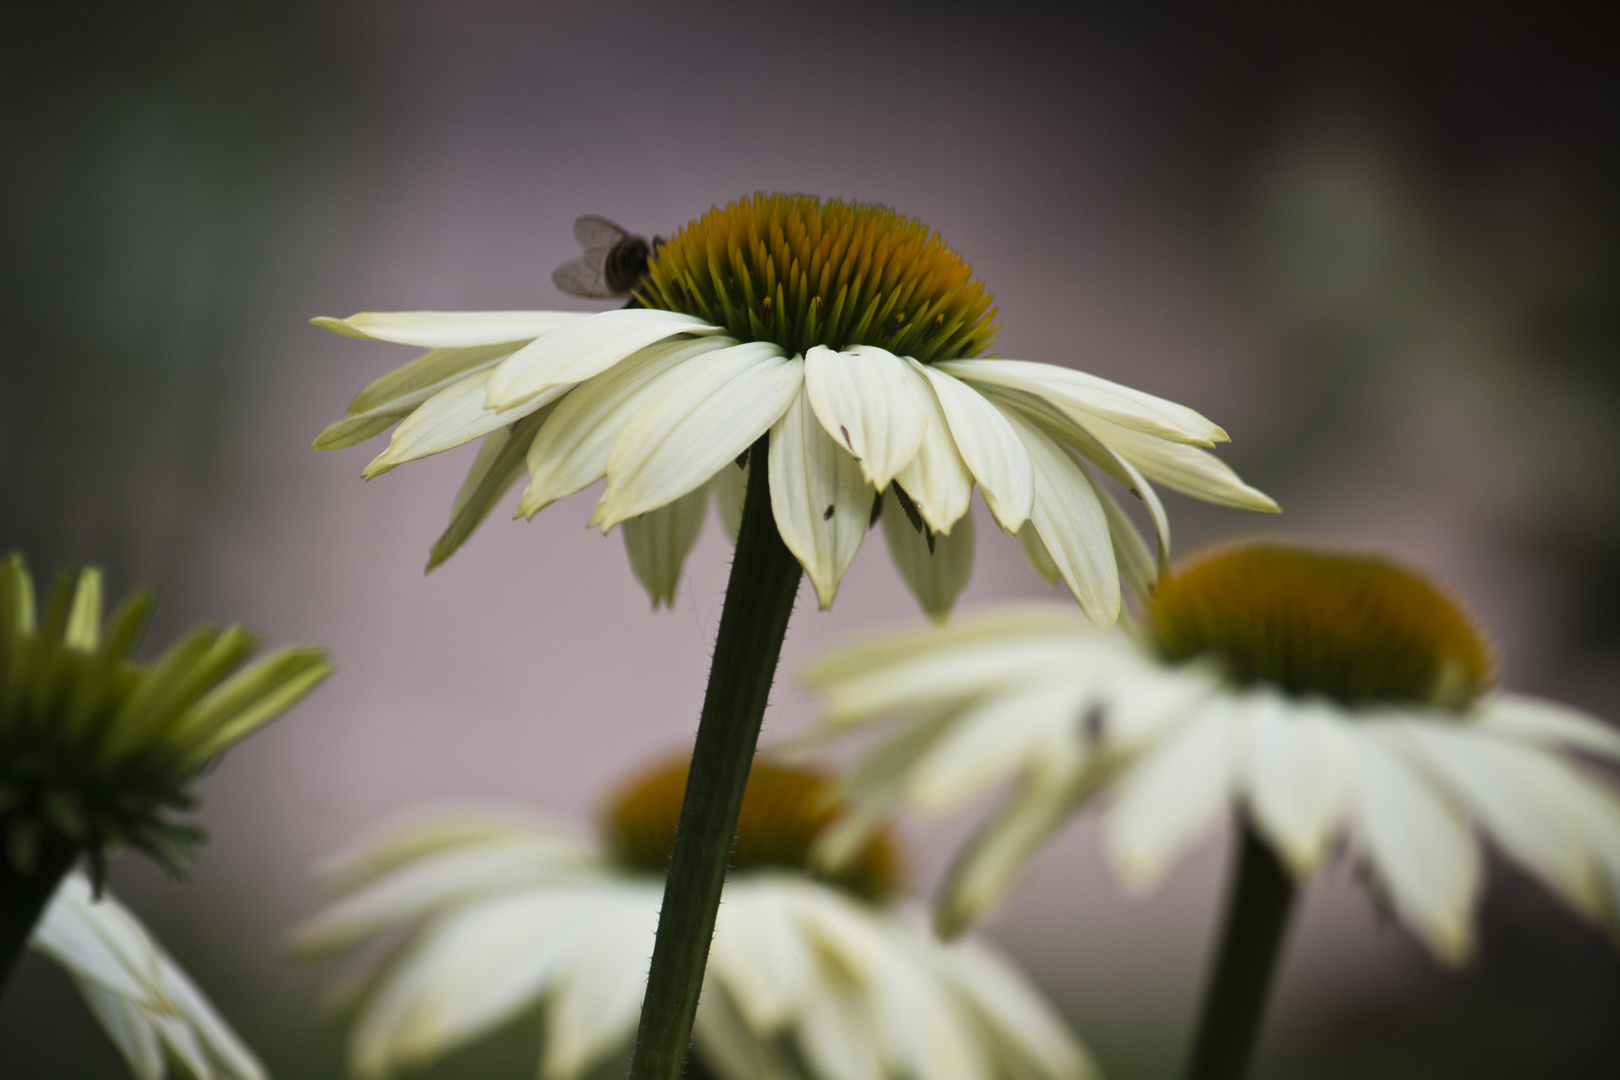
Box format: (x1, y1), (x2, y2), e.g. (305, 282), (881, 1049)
(1148, 544), (1492, 709)
(602, 759), (900, 901)
(636, 193), (998, 364)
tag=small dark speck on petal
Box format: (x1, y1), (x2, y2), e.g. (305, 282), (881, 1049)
(823, 504), (835, 521)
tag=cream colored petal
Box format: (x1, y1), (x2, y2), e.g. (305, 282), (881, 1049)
(709, 883), (814, 1034)
(938, 765), (1088, 936)
(767, 384), (872, 608)
(31, 876), (161, 1007)
(1472, 694), (1620, 761)
(1017, 523), (1061, 586)
(942, 938), (1098, 1080)
(797, 977), (885, 1080)
(313, 400), (420, 452)
(1350, 733), (1481, 963)
(1094, 477), (1159, 602)
(1240, 698), (1354, 876)
(542, 890), (660, 1080)
(712, 461), (747, 544)
(518, 335), (735, 517)
(486, 308), (720, 409)
(348, 342), (520, 415)
(77, 985), (164, 1080)
(881, 489), (973, 625)
(428, 408), (551, 572)
(937, 357), (1227, 445)
(804, 345), (929, 490)
(622, 484), (709, 609)
(1002, 409), (1120, 627)
(1105, 708), (1236, 892)
(363, 369), (565, 478)
(1083, 415), (1279, 512)
(154, 954), (269, 1080)
(594, 343), (799, 528)
(896, 357), (975, 533)
(1402, 724), (1603, 920)
(693, 985), (799, 1080)
(314, 310), (588, 348)
(867, 940), (986, 1080)
(918, 365), (1035, 532)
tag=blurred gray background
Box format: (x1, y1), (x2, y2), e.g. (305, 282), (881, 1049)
(3, 2), (1617, 1078)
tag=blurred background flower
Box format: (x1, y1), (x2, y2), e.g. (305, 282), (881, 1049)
(1, 2), (1616, 1078)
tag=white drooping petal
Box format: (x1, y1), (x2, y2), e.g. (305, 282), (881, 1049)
(363, 370), (566, 478)
(1082, 415), (1279, 512)
(541, 889), (661, 1080)
(1239, 697), (1355, 875)
(941, 938), (1097, 1080)
(485, 308), (721, 409)
(804, 345), (930, 490)
(709, 882), (815, 1034)
(768, 384), (873, 608)
(881, 490), (974, 625)
(1001, 409), (1120, 627)
(693, 984), (801, 1080)
(430, 407), (553, 572)
(1402, 723), (1603, 920)
(622, 485), (710, 609)
(936, 357), (1228, 445)
(595, 343), (800, 528)
(797, 974), (886, 1080)
(1472, 694), (1620, 761)
(1105, 707), (1236, 892)
(78, 984), (164, 1080)
(1017, 523), (1061, 586)
(895, 358), (975, 533)
(712, 462), (748, 544)
(315, 343), (522, 450)
(867, 940), (986, 1080)
(918, 365), (1035, 532)
(1351, 732), (1481, 963)
(314, 310), (590, 348)
(520, 336), (735, 516)
(802, 605), (1092, 688)
(1093, 475), (1159, 601)
(30, 878), (158, 1006)
(907, 682), (1089, 814)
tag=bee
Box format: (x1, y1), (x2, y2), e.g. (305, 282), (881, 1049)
(551, 215), (661, 300)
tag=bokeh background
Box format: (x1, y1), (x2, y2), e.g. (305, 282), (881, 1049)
(3, 2), (1618, 1077)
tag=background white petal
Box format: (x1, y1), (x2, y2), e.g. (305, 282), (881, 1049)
(1240, 697), (1355, 875)
(596, 342), (799, 527)
(768, 384), (872, 608)
(1472, 694), (1620, 761)
(805, 345), (930, 490)
(881, 489), (974, 624)
(314, 310), (588, 348)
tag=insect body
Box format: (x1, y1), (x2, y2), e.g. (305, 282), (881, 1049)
(552, 215), (659, 300)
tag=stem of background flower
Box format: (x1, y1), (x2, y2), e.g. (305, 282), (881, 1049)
(0, 836), (79, 994)
(627, 437), (802, 1080)
(1183, 823), (1297, 1080)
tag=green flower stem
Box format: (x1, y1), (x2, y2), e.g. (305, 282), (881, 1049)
(627, 438), (803, 1080)
(1184, 823), (1297, 1080)
(0, 836), (79, 993)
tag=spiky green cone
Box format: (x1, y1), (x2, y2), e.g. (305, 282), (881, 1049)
(0, 552), (331, 986)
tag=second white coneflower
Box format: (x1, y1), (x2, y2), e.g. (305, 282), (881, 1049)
(312, 193), (1273, 1080)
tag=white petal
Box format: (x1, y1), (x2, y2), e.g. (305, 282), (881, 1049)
(595, 343), (799, 528)
(941, 938), (1098, 1080)
(1472, 694), (1620, 761)
(1002, 409), (1120, 627)
(542, 890), (660, 1079)
(907, 681), (1089, 813)
(712, 462), (748, 544)
(804, 345), (929, 490)
(937, 357), (1227, 445)
(348, 342), (521, 415)
(622, 485), (709, 608)
(867, 940), (986, 1080)
(1403, 723), (1603, 920)
(314, 310), (589, 348)
(519, 336), (736, 516)
(768, 384), (873, 608)
(881, 489), (973, 625)
(1240, 698), (1355, 875)
(693, 984), (799, 1080)
(709, 883), (814, 1034)
(429, 409), (550, 572)
(896, 357), (975, 533)
(1094, 477), (1159, 602)
(1017, 524), (1061, 586)
(486, 308), (720, 409)
(1350, 732), (1481, 963)
(31, 875), (162, 1006)
(363, 369), (564, 478)
(797, 977), (885, 1080)
(154, 953), (269, 1080)
(917, 365), (1035, 532)
(1105, 708), (1236, 892)
(78, 985), (165, 1080)
(1083, 415), (1279, 512)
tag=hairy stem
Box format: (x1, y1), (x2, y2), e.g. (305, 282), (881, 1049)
(627, 440), (802, 1080)
(1184, 824), (1297, 1080)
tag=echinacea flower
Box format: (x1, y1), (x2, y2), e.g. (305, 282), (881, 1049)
(290, 760), (1096, 1080)
(802, 542), (1620, 960)
(313, 193), (1274, 622)
(28, 871), (266, 1080)
(1, 553), (330, 991)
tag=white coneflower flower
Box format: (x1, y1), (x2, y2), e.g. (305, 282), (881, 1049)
(290, 761), (1096, 1080)
(314, 193), (1274, 622)
(28, 871), (266, 1080)
(803, 543), (1620, 961)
